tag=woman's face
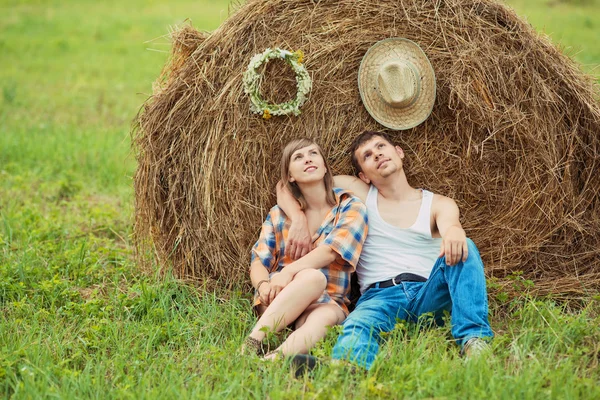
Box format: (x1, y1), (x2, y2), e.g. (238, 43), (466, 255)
(288, 144), (327, 184)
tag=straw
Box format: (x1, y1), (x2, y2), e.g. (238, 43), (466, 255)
(132, 0), (600, 298)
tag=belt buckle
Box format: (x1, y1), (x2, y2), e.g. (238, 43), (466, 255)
(392, 275), (399, 286)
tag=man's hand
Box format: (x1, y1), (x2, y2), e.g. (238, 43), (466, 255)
(439, 225), (468, 266)
(268, 271), (293, 303)
(286, 216), (312, 260)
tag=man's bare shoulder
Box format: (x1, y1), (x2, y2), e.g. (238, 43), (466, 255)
(432, 192), (452, 204)
(431, 193), (459, 215)
(333, 175), (369, 202)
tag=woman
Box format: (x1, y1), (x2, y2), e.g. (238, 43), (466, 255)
(245, 138), (368, 358)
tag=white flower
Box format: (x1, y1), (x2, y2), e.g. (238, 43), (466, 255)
(242, 48), (312, 118)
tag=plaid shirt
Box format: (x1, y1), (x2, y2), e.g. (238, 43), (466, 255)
(252, 188), (368, 315)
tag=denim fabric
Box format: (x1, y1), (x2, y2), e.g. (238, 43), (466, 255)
(331, 238), (493, 370)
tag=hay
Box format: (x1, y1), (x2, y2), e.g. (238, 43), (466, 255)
(133, 0), (600, 298)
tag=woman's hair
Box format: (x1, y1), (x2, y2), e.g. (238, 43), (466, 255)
(281, 138), (336, 210)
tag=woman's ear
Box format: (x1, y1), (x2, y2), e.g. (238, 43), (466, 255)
(289, 177), (295, 183)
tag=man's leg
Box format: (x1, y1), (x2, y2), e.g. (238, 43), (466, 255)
(408, 238), (493, 347)
(331, 286), (408, 370)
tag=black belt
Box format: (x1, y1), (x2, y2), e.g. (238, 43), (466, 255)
(367, 273), (427, 290)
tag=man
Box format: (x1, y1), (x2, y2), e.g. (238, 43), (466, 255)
(278, 38), (492, 371)
(278, 131), (493, 370)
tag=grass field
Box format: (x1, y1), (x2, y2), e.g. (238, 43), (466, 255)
(1, 0), (599, 398)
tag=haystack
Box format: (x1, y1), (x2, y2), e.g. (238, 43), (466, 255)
(133, 0), (600, 297)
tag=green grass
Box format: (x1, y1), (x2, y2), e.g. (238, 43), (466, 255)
(1, 0), (599, 398)
(506, 0), (600, 79)
(0, 0), (232, 197)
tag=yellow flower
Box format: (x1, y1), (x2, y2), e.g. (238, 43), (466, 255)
(262, 109), (272, 120)
(294, 50), (304, 64)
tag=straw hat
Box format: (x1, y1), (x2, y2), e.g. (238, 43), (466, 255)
(358, 38), (436, 130)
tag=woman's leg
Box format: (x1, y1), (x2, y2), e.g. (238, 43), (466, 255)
(254, 304), (267, 317)
(265, 303), (345, 358)
(248, 269), (327, 342)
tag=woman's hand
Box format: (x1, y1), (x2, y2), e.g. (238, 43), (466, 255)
(268, 271), (293, 302)
(258, 282), (272, 306)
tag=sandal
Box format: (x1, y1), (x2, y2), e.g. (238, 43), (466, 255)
(263, 350), (280, 361)
(242, 336), (267, 356)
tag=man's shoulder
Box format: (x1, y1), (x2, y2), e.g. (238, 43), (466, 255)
(431, 193), (455, 205)
(430, 193), (459, 215)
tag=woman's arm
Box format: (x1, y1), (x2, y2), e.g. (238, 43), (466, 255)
(269, 196), (369, 300)
(250, 209), (280, 305)
(269, 245), (337, 299)
(249, 258), (272, 305)
(277, 177), (369, 260)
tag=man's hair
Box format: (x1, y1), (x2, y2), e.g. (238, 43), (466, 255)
(281, 138), (336, 210)
(349, 131), (396, 175)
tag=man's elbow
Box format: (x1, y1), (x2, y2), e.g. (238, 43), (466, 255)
(276, 180), (284, 199)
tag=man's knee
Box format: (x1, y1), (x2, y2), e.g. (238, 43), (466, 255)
(341, 313), (386, 339)
(294, 269), (327, 289)
(463, 238), (486, 275)
(465, 238), (482, 259)
(334, 317), (381, 369)
(336, 318), (371, 347)
(466, 238), (478, 252)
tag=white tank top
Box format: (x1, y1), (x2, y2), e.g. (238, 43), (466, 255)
(356, 185), (443, 293)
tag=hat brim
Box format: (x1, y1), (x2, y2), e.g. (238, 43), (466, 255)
(358, 38), (436, 131)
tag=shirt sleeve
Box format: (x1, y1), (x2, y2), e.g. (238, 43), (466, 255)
(251, 209), (278, 271)
(323, 196), (368, 269)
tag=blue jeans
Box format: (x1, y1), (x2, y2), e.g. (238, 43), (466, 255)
(331, 238), (493, 370)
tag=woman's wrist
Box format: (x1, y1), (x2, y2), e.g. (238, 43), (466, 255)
(256, 279), (269, 291)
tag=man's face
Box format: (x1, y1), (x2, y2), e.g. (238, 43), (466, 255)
(354, 136), (404, 184)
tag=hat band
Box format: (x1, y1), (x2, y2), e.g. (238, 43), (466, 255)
(376, 62), (422, 109)
(358, 37), (437, 130)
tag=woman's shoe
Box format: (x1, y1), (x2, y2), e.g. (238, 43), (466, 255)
(242, 336), (267, 356)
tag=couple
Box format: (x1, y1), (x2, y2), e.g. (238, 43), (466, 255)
(244, 38), (493, 370)
(244, 132), (493, 369)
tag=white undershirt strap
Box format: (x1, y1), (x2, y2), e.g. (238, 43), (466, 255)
(356, 185), (443, 293)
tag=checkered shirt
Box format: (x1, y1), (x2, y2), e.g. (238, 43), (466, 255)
(251, 188), (368, 315)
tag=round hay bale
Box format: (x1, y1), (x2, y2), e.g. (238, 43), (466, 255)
(133, 0), (600, 297)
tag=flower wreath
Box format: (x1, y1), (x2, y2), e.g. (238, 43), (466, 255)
(243, 48), (312, 119)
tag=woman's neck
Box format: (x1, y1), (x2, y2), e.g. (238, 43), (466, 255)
(297, 181), (330, 211)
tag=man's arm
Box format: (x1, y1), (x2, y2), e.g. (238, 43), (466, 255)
(276, 181), (312, 260)
(433, 195), (469, 266)
(333, 175), (369, 202)
(269, 196), (368, 301)
(276, 176), (369, 259)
